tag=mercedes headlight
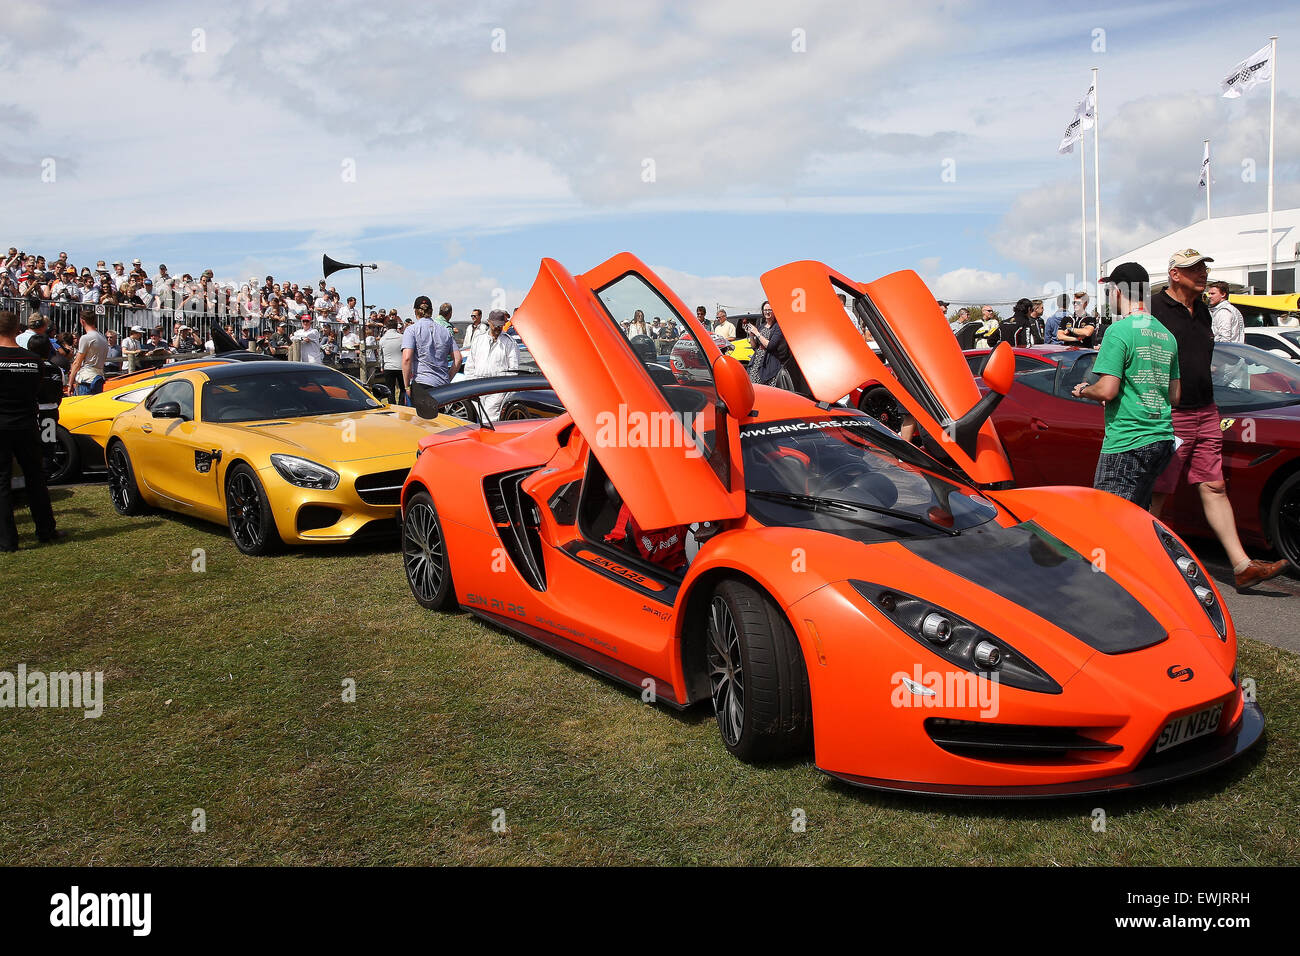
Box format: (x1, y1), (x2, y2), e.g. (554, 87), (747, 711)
(270, 454), (339, 490)
(851, 581), (1061, 694)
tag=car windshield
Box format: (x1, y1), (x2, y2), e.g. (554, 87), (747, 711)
(201, 368), (380, 423)
(741, 415), (999, 542)
(1212, 343), (1300, 411)
(1281, 329), (1300, 349)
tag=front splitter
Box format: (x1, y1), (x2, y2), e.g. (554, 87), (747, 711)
(823, 701), (1265, 800)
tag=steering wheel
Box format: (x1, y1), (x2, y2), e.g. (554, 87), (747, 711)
(815, 460), (865, 493)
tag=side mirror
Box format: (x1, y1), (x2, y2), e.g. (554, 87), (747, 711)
(152, 401), (182, 419)
(711, 354), (754, 419)
(982, 341), (1016, 396)
(371, 383), (392, 402)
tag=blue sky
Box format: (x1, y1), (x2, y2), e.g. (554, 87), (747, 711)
(3, 0), (1299, 314)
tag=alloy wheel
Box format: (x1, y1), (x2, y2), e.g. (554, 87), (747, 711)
(227, 472), (263, 552)
(107, 446), (132, 512)
(706, 595), (745, 747)
(403, 501), (445, 603)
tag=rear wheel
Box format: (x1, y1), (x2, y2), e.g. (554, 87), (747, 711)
(706, 579), (812, 762)
(402, 490), (456, 610)
(46, 426), (79, 484)
(225, 463), (280, 556)
(1267, 471), (1300, 574)
(106, 441), (148, 515)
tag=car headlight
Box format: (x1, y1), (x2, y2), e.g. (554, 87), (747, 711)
(270, 454), (339, 490)
(1154, 522), (1226, 640)
(851, 581), (1062, 694)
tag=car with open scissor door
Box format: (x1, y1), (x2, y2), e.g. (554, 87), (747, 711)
(399, 252), (1262, 797)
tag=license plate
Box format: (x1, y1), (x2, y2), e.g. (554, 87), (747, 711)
(1154, 704), (1223, 753)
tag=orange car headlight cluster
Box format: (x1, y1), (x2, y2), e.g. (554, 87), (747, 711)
(1154, 522), (1227, 641)
(851, 581), (1062, 694)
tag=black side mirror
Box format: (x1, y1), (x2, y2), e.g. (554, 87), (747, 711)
(371, 384), (392, 401)
(152, 402), (182, 419)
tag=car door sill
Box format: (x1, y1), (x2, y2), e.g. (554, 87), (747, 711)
(466, 607), (688, 709)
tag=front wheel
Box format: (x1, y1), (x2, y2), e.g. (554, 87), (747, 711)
(225, 463), (280, 556)
(402, 490), (456, 610)
(706, 579), (812, 762)
(1267, 471), (1300, 574)
(106, 441), (148, 516)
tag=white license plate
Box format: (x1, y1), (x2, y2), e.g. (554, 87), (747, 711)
(1154, 704), (1223, 753)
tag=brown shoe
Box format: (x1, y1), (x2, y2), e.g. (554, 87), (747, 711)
(1234, 559), (1289, 591)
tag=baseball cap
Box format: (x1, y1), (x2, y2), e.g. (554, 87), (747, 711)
(1169, 248), (1214, 269)
(413, 295), (433, 313)
(1102, 261), (1150, 291)
(936, 300), (950, 310)
(112, 260), (123, 267)
(487, 309), (509, 327)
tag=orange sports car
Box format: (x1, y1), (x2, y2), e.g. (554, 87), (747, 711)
(398, 252), (1262, 797)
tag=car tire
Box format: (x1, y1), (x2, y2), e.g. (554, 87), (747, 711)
(402, 490), (457, 610)
(706, 579), (812, 762)
(857, 385), (905, 433)
(225, 462), (281, 556)
(46, 425), (79, 484)
(106, 441), (148, 516)
(1267, 470), (1300, 575)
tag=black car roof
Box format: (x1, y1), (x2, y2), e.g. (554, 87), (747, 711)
(202, 361), (345, 381)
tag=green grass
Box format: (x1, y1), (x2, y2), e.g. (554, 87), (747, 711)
(1, 485), (1297, 865)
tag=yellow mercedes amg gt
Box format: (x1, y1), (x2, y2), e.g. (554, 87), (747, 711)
(106, 361), (465, 554)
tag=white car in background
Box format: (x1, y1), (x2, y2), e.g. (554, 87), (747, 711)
(1244, 327), (1300, 364)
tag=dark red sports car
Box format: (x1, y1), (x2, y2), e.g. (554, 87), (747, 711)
(965, 343), (1300, 573)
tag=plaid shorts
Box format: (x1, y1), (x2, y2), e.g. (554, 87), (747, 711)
(1094, 440), (1175, 509)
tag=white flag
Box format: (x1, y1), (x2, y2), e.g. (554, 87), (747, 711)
(1198, 141), (1214, 189)
(1057, 84), (1096, 155)
(1221, 42), (1273, 98)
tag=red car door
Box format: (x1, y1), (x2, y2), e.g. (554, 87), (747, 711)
(1006, 351), (1105, 488)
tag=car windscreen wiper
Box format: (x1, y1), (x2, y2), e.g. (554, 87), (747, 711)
(745, 489), (958, 536)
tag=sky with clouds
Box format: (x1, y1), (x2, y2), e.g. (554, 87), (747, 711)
(2, 0), (1298, 314)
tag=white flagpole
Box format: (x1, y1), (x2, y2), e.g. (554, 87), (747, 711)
(1267, 36), (1277, 294)
(1079, 130), (1088, 289)
(1091, 67), (1102, 296)
(1205, 139), (1212, 220)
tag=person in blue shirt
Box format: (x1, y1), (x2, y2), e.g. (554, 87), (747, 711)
(402, 295), (462, 419)
(1043, 293), (1071, 345)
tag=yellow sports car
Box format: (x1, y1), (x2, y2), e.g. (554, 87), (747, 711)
(106, 361), (465, 554)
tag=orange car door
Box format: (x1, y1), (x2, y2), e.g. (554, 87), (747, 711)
(761, 261), (1014, 487)
(512, 252), (747, 529)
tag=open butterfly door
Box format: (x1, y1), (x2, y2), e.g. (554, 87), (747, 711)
(760, 260), (1013, 486)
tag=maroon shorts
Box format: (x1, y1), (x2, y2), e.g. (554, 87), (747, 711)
(1153, 405), (1224, 494)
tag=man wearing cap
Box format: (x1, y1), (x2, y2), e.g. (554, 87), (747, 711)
(1150, 249), (1287, 590)
(402, 295), (461, 419)
(1072, 263), (1178, 509)
(111, 261), (129, 291)
(464, 310), (519, 421)
(269, 322), (293, 360)
(122, 326), (144, 373)
(292, 314), (323, 364)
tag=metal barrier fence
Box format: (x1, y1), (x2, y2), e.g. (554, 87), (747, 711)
(0, 296), (352, 344)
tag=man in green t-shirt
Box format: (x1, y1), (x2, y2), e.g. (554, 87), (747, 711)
(1071, 262), (1180, 509)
